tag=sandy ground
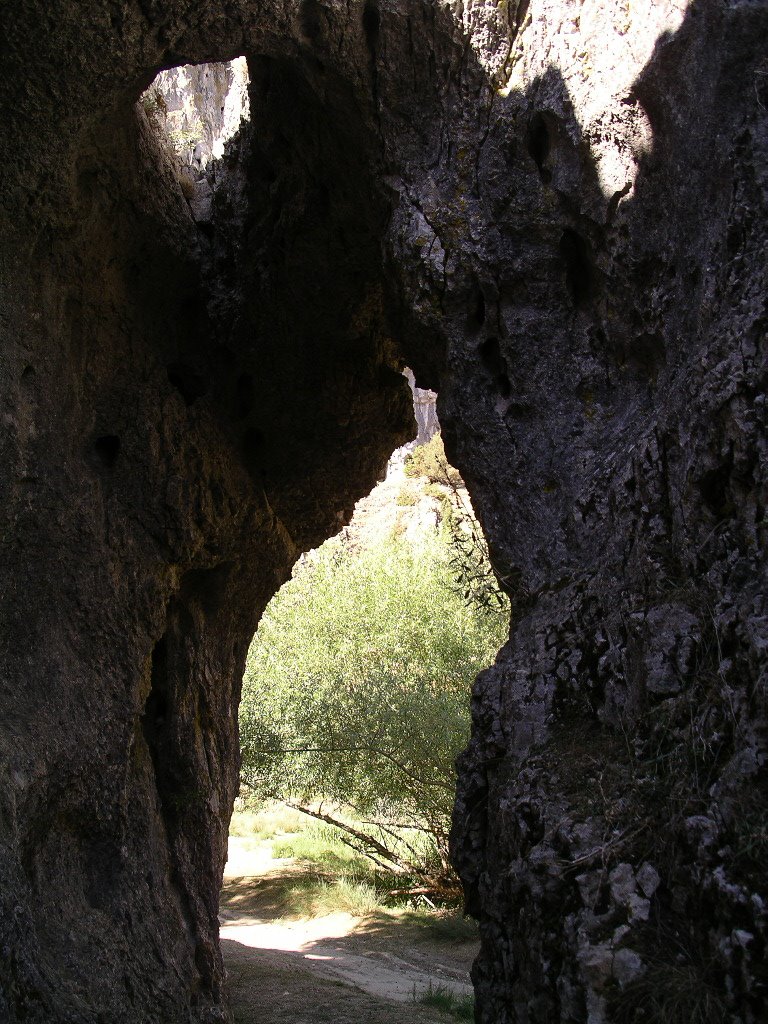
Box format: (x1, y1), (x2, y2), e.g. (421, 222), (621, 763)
(220, 837), (477, 1024)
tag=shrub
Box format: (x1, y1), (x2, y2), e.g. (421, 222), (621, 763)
(404, 433), (463, 488)
(240, 527), (507, 889)
(396, 485), (419, 506)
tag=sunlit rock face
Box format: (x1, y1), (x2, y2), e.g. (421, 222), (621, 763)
(0, 1), (766, 1022)
(404, 369), (439, 446)
(145, 58), (251, 172)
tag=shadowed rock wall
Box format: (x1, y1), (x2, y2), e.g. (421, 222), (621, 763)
(446, 7), (768, 1021)
(0, 1), (766, 1022)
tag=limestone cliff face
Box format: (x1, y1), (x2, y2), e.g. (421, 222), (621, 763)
(0, 2), (766, 1023)
(404, 368), (439, 447)
(145, 59), (250, 173)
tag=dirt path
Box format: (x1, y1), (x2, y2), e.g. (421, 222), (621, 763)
(220, 838), (477, 1024)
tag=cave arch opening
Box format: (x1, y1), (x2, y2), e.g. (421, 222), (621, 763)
(233, 371), (508, 869)
(124, 35), (501, 1018)
(0, 3), (521, 1017)
(227, 384), (508, 1016)
(140, 58), (251, 192)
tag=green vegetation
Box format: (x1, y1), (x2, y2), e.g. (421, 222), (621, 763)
(277, 872), (386, 918)
(441, 497), (510, 616)
(226, 807), (384, 917)
(239, 493), (508, 893)
(226, 808), (481, 935)
(405, 434), (509, 615)
(139, 86), (207, 159)
(415, 982), (475, 1021)
(404, 433), (463, 488)
(271, 824), (370, 872)
(228, 804), (306, 839)
(140, 88), (167, 120)
(396, 484), (420, 506)
(401, 907), (479, 944)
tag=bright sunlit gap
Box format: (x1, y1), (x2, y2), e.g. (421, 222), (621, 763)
(221, 375), (497, 1018)
(141, 57), (251, 171)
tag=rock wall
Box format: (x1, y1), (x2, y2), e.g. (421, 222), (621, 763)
(0, 1), (766, 1022)
(445, 6), (768, 1021)
(0, 5), (415, 1020)
(145, 59), (250, 173)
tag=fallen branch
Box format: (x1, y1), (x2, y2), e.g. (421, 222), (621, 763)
(282, 800), (421, 876)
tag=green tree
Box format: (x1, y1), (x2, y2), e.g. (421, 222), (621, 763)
(239, 523), (508, 889)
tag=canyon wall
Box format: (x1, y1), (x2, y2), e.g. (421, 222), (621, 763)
(0, 1), (765, 1022)
(145, 58), (250, 174)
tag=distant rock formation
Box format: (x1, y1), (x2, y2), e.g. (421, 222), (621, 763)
(145, 59), (250, 172)
(404, 368), (439, 447)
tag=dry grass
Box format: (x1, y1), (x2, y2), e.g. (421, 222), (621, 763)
(229, 804), (307, 839)
(281, 874), (384, 917)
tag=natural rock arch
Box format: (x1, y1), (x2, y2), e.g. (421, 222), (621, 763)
(1, 2), (766, 1022)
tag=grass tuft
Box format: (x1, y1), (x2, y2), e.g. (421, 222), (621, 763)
(608, 961), (728, 1024)
(271, 826), (370, 873)
(415, 981), (474, 1021)
(283, 873), (384, 917)
(401, 909), (478, 944)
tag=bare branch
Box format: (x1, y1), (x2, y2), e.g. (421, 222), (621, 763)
(283, 800), (422, 876)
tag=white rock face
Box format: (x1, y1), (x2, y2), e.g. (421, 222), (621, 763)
(404, 368), (439, 447)
(495, 0), (690, 218)
(143, 58), (250, 172)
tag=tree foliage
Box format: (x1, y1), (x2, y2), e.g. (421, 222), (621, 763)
(442, 495), (511, 616)
(239, 511), (508, 888)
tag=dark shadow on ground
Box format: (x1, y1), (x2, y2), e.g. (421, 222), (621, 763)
(220, 869), (477, 1022)
(221, 935), (470, 1024)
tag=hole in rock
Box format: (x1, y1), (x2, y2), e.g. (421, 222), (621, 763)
(167, 363), (208, 406)
(141, 635), (173, 816)
(144, 634), (169, 731)
(93, 434), (121, 468)
(224, 376), (508, 1010)
(180, 563), (235, 618)
(140, 57), (251, 174)
(362, 1), (381, 45)
(235, 373), (255, 419)
(241, 427), (265, 477)
(478, 337), (512, 398)
(560, 228), (595, 307)
(526, 112), (551, 180)
(300, 0), (324, 40)
(469, 285), (486, 329)
(698, 460), (734, 518)
(629, 331), (666, 379)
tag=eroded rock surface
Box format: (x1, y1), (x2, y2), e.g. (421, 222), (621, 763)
(0, 1), (766, 1022)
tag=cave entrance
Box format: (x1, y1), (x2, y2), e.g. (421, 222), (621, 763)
(133, 47), (502, 1021)
(222, 376), (507, 1018)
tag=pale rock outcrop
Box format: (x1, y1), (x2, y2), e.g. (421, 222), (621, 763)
(146, 59), (250, 173)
